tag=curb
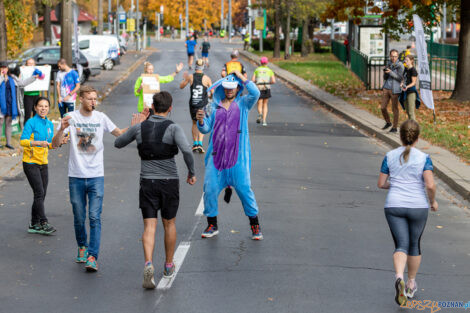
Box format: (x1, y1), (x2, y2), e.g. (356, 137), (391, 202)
(240, 50), (470, 201)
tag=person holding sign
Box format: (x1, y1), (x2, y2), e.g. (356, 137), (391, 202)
(0, 60), (38, 149)
(134, 62), (183, 113)
(23, 58), (47, 124)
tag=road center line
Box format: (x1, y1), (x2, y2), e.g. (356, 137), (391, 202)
(195, 194), (204, 216)
(156, 242), (191, 290)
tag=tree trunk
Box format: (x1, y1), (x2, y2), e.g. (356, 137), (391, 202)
(284, 0), (290, 59)
(0, 0), (7, 60)
(60, 0), (73, 66)
(451, 0), (470, 101)
(98, 0), (103, 35)
(43, 3), (52, 45)
(301, 18), (309, 57)
(273, 0), (281, 58)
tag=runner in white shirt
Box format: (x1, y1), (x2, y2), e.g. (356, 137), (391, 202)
(52, 85), (128, 272)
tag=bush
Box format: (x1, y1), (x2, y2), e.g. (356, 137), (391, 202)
(251, 38), (301, 52)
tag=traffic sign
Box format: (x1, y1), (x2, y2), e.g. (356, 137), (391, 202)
(119, 12), (126, 23)
(127, 18), (136, 32)
(255, 17), (264, 30)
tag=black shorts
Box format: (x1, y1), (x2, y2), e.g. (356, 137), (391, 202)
(139, 178), (179, 220)
(259, 89), (271, 99)
(189, 105), (203, 121)
(187, 52), (194, 57)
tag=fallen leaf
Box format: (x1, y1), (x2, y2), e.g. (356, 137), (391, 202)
(436, 225), (443, 229)
(230, 230), (240, 234)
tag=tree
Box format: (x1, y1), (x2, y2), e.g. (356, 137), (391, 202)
(273, 0), (281, 58)
(284, 0), (291, 59)
(4, 0), (35, 58)
(324, 0), (470, 101)
(0, 0), (6, 60)
(97, 0), (103, 34)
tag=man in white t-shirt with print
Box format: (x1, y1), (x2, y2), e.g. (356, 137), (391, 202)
(52, 85), (128, 272)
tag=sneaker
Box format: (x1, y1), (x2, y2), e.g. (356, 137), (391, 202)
(192, 144), (199, 152)
(163, 263), (175, 278)
(382, 122), (392, 130)
(85, 255), (98, 272)
(142, 263), (156, 289)
(262, 121), (267, 127)
(256, 114), (262, 123)
(251, 225), (264, 240)
(389, 128), (398, 133)
(201, 224), (219, 238)
(76, 246), (88, 263)
(28, 222), (43, 234)
(394, 277), (407, 306)
(405, 280), (418, 299)
(5, 144), (14, 150)
(197, 145), (205, 154)
(40, 222), (56, 235)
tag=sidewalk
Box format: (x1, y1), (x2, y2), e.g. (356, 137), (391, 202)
(240, 50), (470, 201)
(0, 49), (151, 186)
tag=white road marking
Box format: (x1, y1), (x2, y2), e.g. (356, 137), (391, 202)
(195, 194), (204, 216)
(156, 241), (191, 290)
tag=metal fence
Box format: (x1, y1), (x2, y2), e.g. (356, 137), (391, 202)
(331, 40), (347, 64)
(427, 41), (458, 58)
(350, 48), (369, 86)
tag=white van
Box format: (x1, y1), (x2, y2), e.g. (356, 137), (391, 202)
(78, 35), (121, 70)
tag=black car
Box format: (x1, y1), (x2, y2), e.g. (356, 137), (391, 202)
(10, 46), (91, 84)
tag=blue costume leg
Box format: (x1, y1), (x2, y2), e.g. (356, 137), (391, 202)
(203, 160), (227, 217)
(229, 164), (259, 218)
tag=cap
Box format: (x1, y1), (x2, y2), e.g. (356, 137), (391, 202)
(260, 57), (268, 65)
(230, 50), (239, 58)
(0, 60), (8, 68)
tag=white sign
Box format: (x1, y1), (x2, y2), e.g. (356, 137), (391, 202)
(359, 27), (385, 58)
(413, 14), (434, 110)
(20, 66), (51, 92)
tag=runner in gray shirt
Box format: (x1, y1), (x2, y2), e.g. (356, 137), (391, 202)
(114, 91), (196, 289)
(114, 114), (195, 179)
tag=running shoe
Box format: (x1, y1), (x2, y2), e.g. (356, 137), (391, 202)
(405, 280), (418, 299)
(197, 145), (205, 154)
(192, 144), (199, 152)
(142, 263), (156, 289)
(85, 255), (98, 272)
(382, 122), (392, 130)
(251, 225), (264, 240)
(262, 121), (267, 127)
(163, 263), (175, 278)
(394, 277), (407, 306)
(40, 222), (56, 235)
(28, 222), (43, 234)
(389, 128), (398, 133)
(201, 224), (219, 238)
(76, 246), (88, 263)
(256, 114), (262, 124)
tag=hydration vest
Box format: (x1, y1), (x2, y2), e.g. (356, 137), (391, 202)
(225, 61), (242, 74)
(137, 119), (179, 160)
(190, 73), (208, 107)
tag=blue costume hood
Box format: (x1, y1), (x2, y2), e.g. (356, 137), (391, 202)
(209, 74), (245, 104)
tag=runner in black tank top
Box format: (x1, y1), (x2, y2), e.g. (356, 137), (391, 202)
(190, 73), (208, 108)
(179, 59), (212, 153)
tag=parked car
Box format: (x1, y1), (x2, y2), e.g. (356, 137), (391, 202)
(11, 46), (90, 83)
(81, 51), (101, 77)
(78, 35), (120, 70)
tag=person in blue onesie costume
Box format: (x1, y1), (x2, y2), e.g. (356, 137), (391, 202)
(196, 71), (263, 240)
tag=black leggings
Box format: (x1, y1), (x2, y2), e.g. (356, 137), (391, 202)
(23, 162), (49, 224)
(24, 95), (39, 125)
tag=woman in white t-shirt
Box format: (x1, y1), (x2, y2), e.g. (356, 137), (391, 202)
(377, 119), (438, 307)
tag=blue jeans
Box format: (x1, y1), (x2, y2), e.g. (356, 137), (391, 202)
(69, 177), (104, 259)
(384, 207), (428, 256)
(59, 102), (75, 118)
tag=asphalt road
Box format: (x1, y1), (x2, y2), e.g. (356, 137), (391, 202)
(1, 40), (469, 313)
